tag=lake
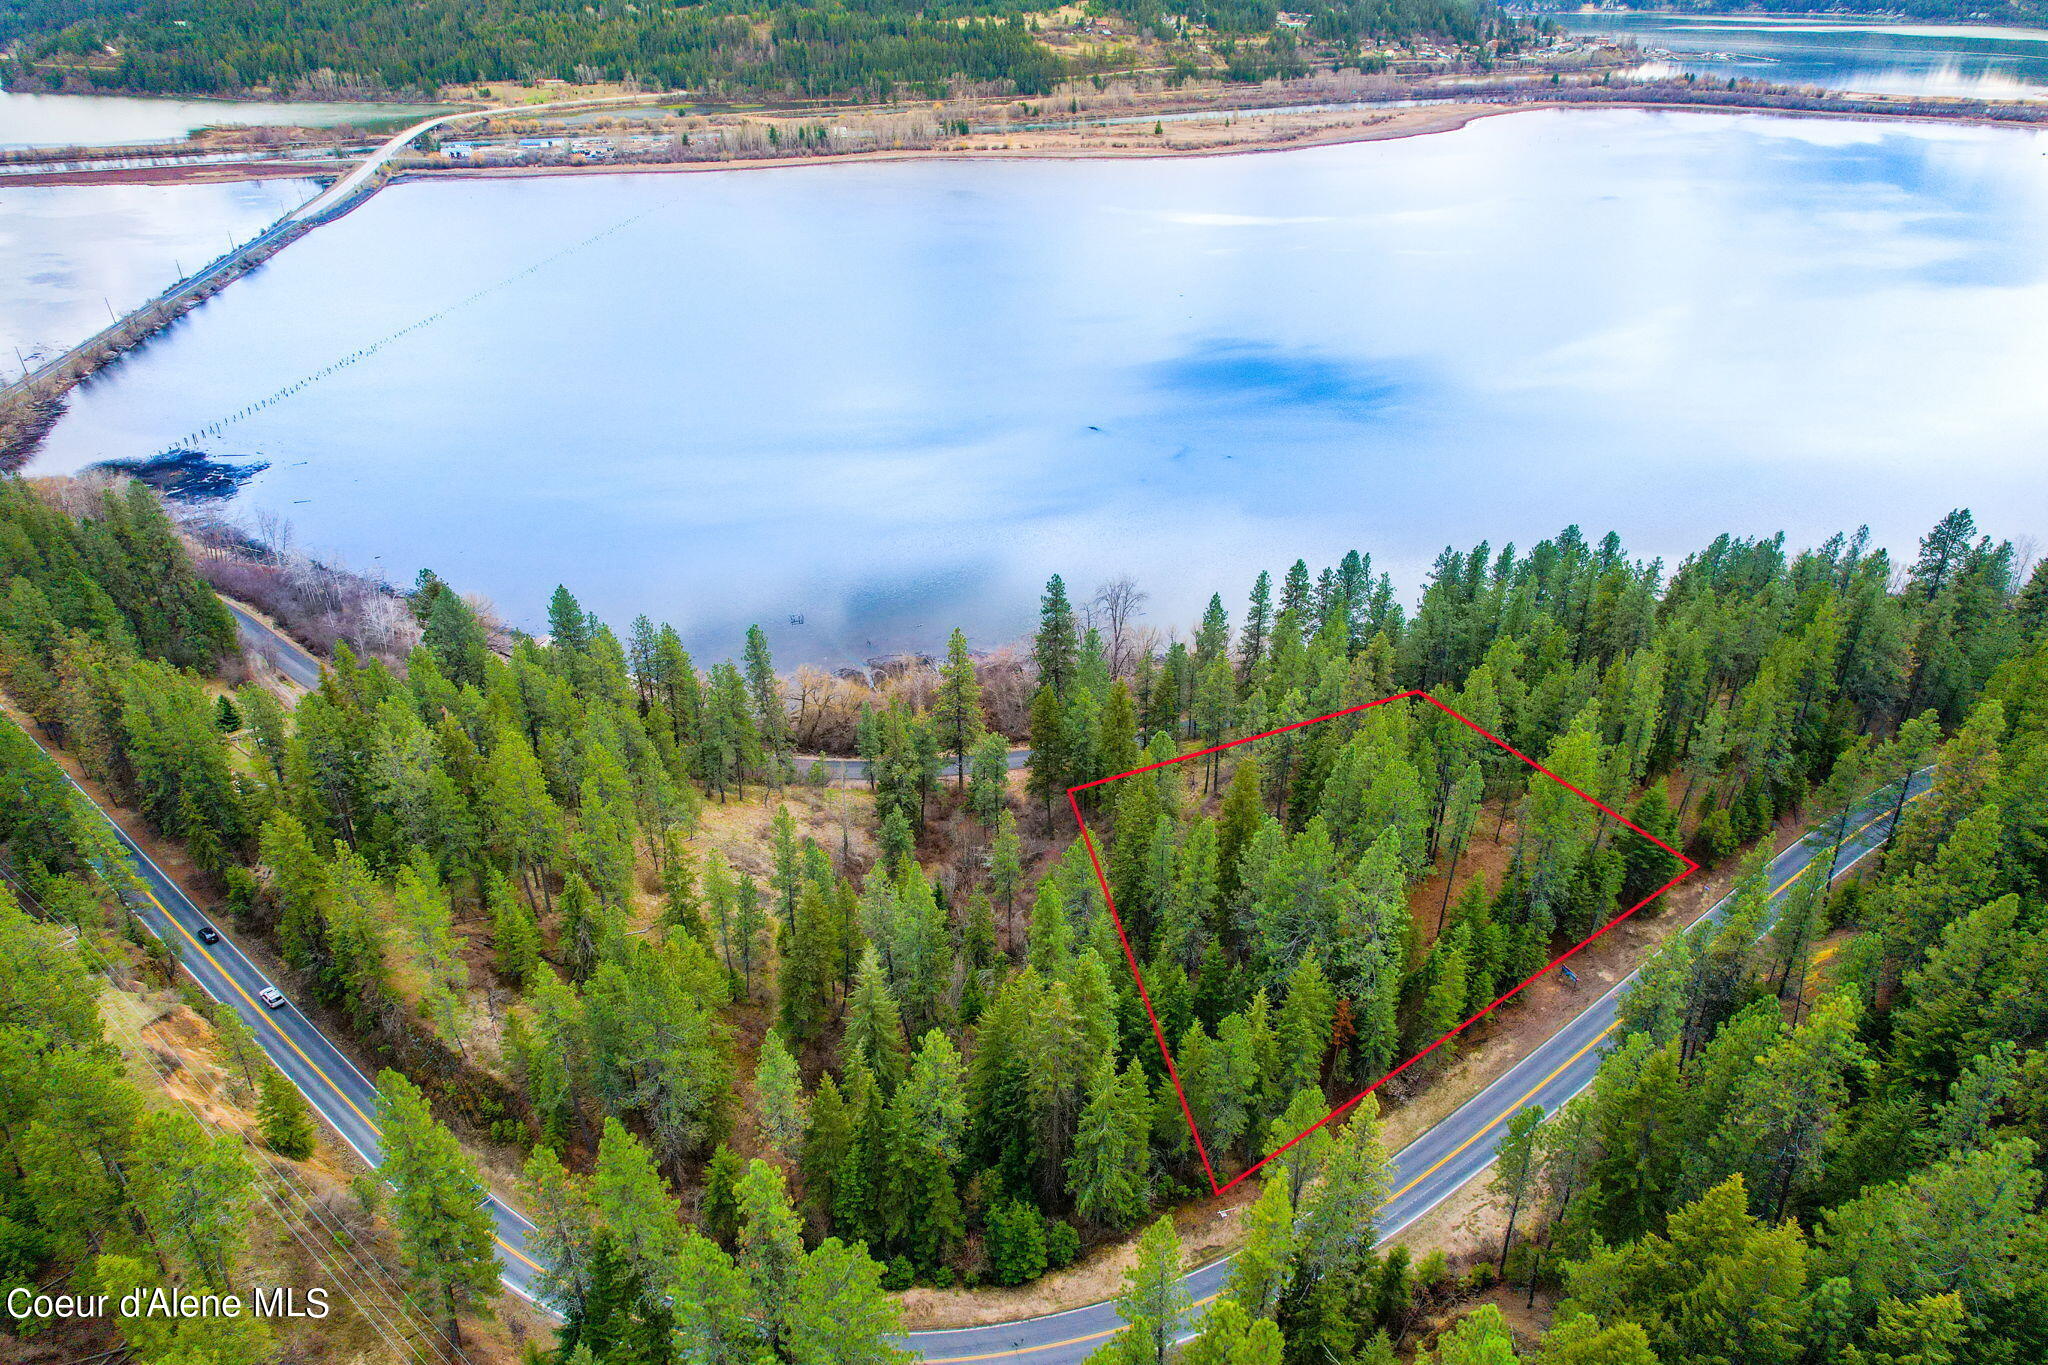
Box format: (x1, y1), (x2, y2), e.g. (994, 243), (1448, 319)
(1551, 13), (2048, 99)
(1, 178), (319, 372)
(21, 110), (2048, 663)
(0, 86), (447, 149)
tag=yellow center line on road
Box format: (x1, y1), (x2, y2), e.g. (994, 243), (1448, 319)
(919, 1021), (1623, 1363)
(30, 724), (552, 1279)
(1383, 1022), (1618, 1210)
(919, 784), (1929, 1364)
(143, 884), (546, 1272)
(1369, 790), (1922, 1217)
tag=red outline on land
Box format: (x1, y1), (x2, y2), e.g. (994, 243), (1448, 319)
(1066, 689), (1700, 1198)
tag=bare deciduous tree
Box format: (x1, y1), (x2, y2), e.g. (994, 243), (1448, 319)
(1087, 575), (1148, 678)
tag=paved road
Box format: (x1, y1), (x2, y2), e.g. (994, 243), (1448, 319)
(799, 747), (1034, 781)
(286, 95), (668, 221)
(14, 726), (553, 1311)
(901, 769), (1932, 1364)
(2, 203), (306, 403)
(2, 97), (662, 414)
(223, 598), (325, 689)
(26, 693), (1928, 1350)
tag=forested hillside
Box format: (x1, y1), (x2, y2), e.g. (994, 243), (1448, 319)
(2, 471), (2044, 1363)
(0, 0), (1506, 100)
(0, 483), (512, 1363)
(1256, 638), (2048, 1365)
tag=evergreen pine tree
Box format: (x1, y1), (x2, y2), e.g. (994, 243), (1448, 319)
(937, 627), (986, 789)
(377, 1070), (499, 1346)
(257, 1066), (315, 1160)
(700, 1143), (744, 1249)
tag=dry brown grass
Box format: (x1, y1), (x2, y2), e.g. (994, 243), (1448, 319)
(93, 981), (543, 1365)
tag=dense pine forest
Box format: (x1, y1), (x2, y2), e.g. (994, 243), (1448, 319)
(0, 0), (1507, 101)
(2, 471), (2045, 1364)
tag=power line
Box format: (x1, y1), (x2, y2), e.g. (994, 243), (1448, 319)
(159, 193), (681, 456)
(104, 1001), (458, 1365)
(0, 815), (465, 1365)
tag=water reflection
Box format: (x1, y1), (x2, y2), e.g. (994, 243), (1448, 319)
(0, 179), (318, 369)
(0, 86), (446, 148)
(1551, 13), (2048, 99)
(21, 110), (2048, 663)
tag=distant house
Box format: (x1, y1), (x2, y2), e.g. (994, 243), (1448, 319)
(1277, 10), (1310, 26)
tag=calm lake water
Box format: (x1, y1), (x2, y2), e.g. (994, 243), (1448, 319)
(23, 110), (2048, 662)
(1, 178), (318, 370)
(1553, 13), (2048, 99)
(0, 86), (446, 149)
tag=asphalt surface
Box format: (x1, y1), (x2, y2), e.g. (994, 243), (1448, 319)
(224, 599), (326, 690)
(285, 96), (665, 222)
(33, 642), (1930, 1353)
(804, 748), (1034, 781)
(901, 769), (1931, 1363)
(1, 98), (656, 401)
(16, 728), (554, 1311)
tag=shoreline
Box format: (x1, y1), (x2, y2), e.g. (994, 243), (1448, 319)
(9, 91), (2045, 192)
(1542, 8), (2048, 32)
(6, 82), (2041, 469)
(0, 79), (449, 110)
(10, 8), (2046, 109)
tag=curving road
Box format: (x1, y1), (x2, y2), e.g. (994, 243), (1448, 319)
(13, 725), (554, 1311)
(903, 769), (1931, 1362)
(285, 94), (672, 222)
(224, 598), (326, 689)
(28, 683), (1928, 1352)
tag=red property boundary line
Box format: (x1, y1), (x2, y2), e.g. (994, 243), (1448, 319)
(1065, 689), (1700, 1198)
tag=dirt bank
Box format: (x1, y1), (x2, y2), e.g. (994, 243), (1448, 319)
(16, 88), (2044, 192)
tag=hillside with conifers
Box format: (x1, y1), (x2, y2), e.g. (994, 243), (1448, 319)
(0, 0), (1514, 101)
(0, 470), (2044, 1363)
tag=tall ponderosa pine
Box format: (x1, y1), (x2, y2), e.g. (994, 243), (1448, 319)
(1036, 576), (1080, 700)
(377, 1070), (499, 1346)
(936, 627), (986, 789)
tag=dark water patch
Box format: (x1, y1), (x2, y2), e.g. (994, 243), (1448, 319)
(95, 447), (268, 502)
(1150, 339), (1406, 419)
(20, 114), (2048, 664)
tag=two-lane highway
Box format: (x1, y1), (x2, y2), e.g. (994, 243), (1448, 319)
(286, 94), (673, 222)
(223, 598), (326, 689)
(16, 726), (553, 1310)
(903, 769), (1931, 1363)
(23, 697), (1927, 1356)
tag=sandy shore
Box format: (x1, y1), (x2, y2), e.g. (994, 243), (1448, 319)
(433, 101), (1506, 175)
(4, 101), (1493, 189)
(13, 93), (2042, 191)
